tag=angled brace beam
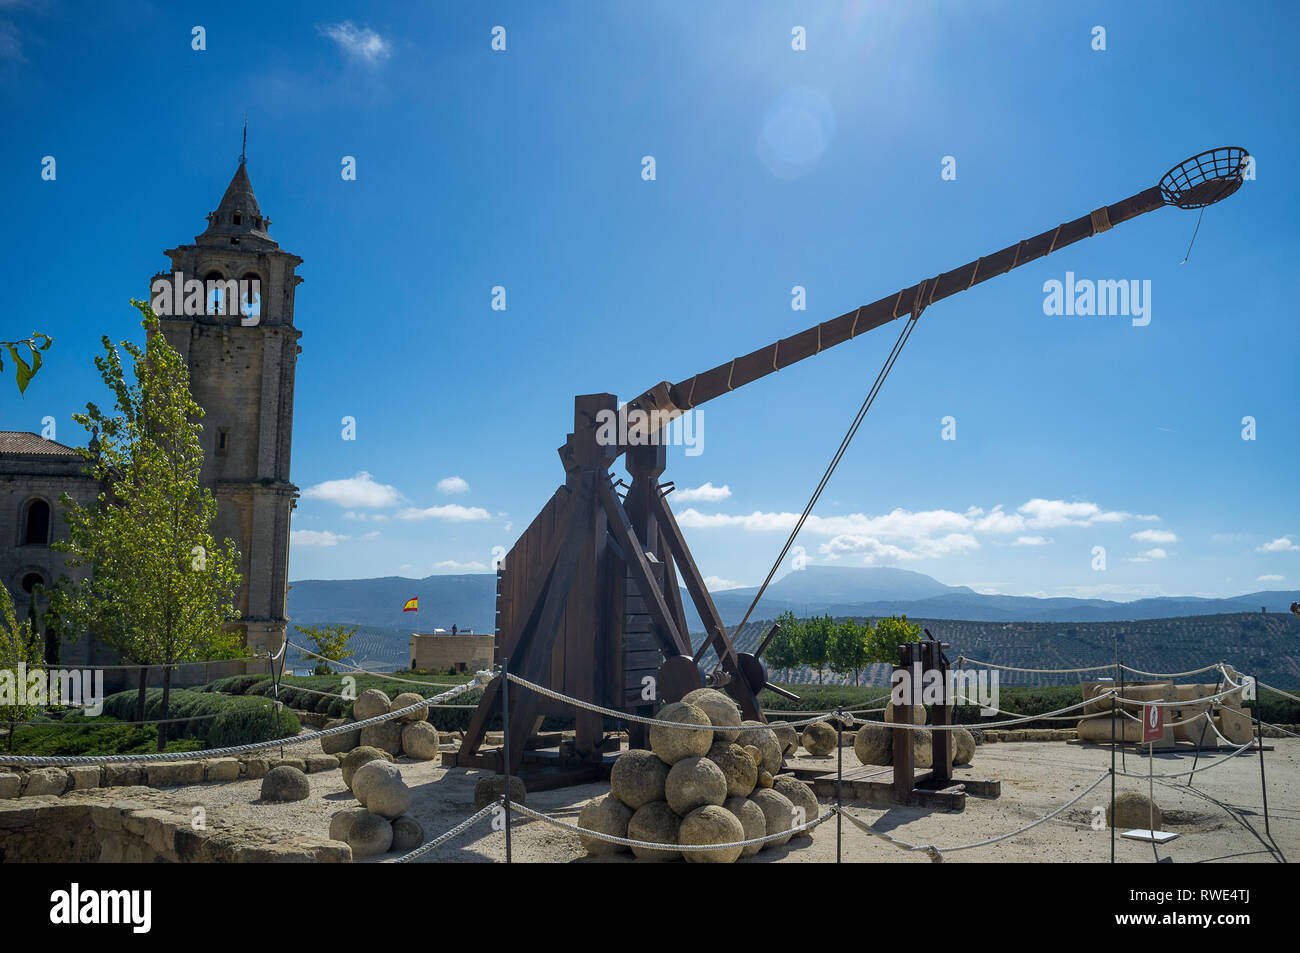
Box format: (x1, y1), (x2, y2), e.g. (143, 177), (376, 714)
(651, 488), (737, 670)
(597, 474), (691, 658)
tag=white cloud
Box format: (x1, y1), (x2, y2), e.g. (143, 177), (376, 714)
(1257, 574), (1284, 583)
(1011, 536), (1049, 546)
(1131, 529), (1177, 544)
(317, 21), (391, 64)
(703, 575), (741, 590)
(291, 529), (349, 547)
(360, 531), (381, 541)
(1258, 536), (1298, 553)
(397, 504), (491, 522)
(673, 482), (732, 503)
(343, 511), (390, 522)
(433, 559), (489, 571)
(303, 471), (402, 509)
(676, 496), (1146, 564)
(1016, 498), (1134, 528)
(1138, 548), (1167, 559)
(437, 476), (470, 495)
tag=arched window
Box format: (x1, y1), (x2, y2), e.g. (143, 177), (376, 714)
(232, 211), (242, 226)
(23, 499), (50, 546)
(20, 571), (44, 594)
(241, 273), (262, 320)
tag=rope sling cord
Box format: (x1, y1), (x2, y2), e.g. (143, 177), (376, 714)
(732, 281), (932, 639)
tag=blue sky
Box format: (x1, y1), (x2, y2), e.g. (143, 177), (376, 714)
(2, 1), (1296, 603)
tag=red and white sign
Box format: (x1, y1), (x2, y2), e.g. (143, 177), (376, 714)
(1142, 703), (1164, 743)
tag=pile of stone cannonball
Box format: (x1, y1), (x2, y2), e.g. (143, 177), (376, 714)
(852, 703), (976, 768)
(327, 745), (425, 858)
(319, 688), (442, 761)
(577, 689), (821, 863)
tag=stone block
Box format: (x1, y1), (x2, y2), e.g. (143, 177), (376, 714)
(145, 760), (204, 787)
(22, 767), (68, 797)
(205, 758), (241, 782)
(67, 765), (102, 790)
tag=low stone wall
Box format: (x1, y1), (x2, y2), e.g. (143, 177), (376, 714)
(0, 752), (341, 800)
(0, 790), (350, 863)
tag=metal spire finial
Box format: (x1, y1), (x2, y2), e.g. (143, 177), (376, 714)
(239, 114), (247, 166)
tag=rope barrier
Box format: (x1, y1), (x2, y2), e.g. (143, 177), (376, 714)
(1112, 737), (1254, 780)
(957, 657), (1113, 675)
(387, 800), (503, 863)
(0, 671), (493, 766)
(509, 799), (834, 851)
(505, 672), (840, 730)
(1257, 681), (1300, 705)
(833, 771), (1110, 861)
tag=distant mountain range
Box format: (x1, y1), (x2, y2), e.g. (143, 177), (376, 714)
(288, 565), (1300, 633)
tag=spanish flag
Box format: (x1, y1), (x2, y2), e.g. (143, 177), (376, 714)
(402, 597), (419, 613)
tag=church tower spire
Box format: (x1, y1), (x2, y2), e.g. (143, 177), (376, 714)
(151, 161), (304, 658)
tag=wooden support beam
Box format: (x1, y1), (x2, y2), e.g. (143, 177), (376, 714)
(598, 474), (691, 658)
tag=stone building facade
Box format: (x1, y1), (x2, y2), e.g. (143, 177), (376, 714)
(0, 160), (301, 665)
(410, 632), (495, 674)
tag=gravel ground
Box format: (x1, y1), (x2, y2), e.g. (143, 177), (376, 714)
(155, 738), (1297, 864)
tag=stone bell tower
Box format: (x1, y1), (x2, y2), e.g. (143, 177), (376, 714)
(152, 155), (303, 655)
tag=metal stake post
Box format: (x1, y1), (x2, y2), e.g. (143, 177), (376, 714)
(836, 707), (844, 864)
(1110, 693), (1116, 863)
(1254, 698), (1271, 838)
(501, 657), (512, 863)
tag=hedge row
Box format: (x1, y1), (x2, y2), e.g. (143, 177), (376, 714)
(101, 687), (301, 748)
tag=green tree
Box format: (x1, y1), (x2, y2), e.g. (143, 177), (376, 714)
(1, 581), (44, 745)
(797, 614), (834, 684)
(869, 615), (923, 665)
(829, 617), (873, 686)
(1, 332), (53, 395)
(56, 301), (243, 750)
(766, 611), (802, 682)
(295, 623), (357, 674)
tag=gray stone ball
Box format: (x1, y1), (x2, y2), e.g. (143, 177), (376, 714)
(260, 765), (310, 802)
(705, 741), (758, 799)
(884, 701), (927, 724)
(577, 794), (634, 856)
(736, 721), (783, 776)
(392, 815), (425, 852)
(341, 745), (394, 791)
(390, 691), (428, 723)
(474, 775), (527, 810)
(665, 755), (728, 816)
(1107, 791), (1162, 829)
(610, 748), (669, 810)
(681, 688), (742, 743)
(627, 801), (681, 861)
(352, 759), (402, 806)
(723, 795), (768, 858)
(402, 721), (441, 760)
(359, 720), (403, 756)
(347, 812), (393, 858)
(363, 770), (412, 821)
(748, 787), (795, 847)
(329, 806), (369, 843)
(854, 724), (893, 766)
(952, 726), (976, 765)
(649, 702), (713, 765)
(768, 722), (800, 758)
(801, 721), (837, 756)
(353, 688), (392, 721)
(321, 718), (361, 755)
(772, 776), (820, 835)
(911, 728), (934, 769)
(679, 804), (745, 864)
